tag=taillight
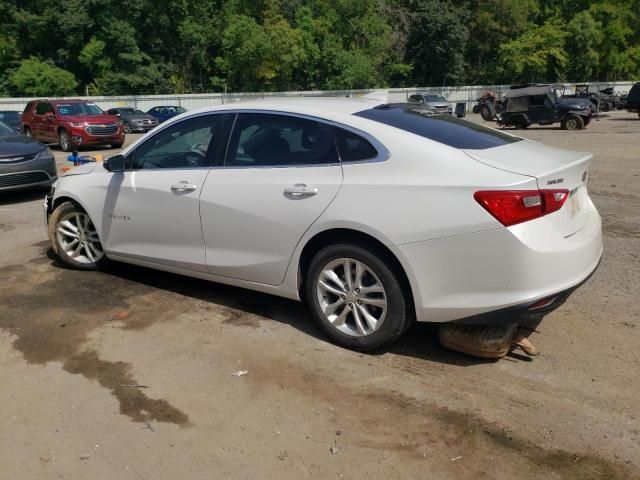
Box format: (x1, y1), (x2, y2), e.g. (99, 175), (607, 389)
(474, 189), (569, 226)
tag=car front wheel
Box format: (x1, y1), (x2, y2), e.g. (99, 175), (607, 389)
(49, 201), (106, 270)
(561, 114), (584, 130)
(59, 130), (73, 152)
(305, 244), (408, 351)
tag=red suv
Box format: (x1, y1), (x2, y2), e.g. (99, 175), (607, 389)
(22, 100), (125, 151)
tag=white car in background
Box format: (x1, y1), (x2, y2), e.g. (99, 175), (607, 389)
(45, 98), (602, 351)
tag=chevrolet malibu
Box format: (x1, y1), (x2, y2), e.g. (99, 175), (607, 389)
(44, 99), (602, 351)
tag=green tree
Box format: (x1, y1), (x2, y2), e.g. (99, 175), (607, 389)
(10, 58), (78, 96)
(404, 0), (470, 86)
(498, 20), (569, 83)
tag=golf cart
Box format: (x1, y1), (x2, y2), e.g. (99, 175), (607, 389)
(498, 84), (591, 130)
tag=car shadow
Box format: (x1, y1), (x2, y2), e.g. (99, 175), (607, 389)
(44, 252), (496, 366)
(0, 188), (48, 206)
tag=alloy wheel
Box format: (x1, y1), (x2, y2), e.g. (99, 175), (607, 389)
(56, 212), (104, 265)
(566, 118), (577, 130)
(316, 258), (387, 337)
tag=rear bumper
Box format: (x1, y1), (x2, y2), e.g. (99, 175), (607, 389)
(392, 204), (603, 323)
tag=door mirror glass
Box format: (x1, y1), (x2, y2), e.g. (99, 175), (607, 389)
(104, 154), (125, 172)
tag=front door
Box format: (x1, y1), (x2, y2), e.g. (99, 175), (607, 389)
(200, 112), (343, 285)
(102, 113), (231, 271)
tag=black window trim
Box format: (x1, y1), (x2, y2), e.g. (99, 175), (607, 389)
(214, 109), (389, 169)
(123, 111), (233, 172)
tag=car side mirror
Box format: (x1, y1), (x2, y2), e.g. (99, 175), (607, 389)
(104, 154), (125, 172)
(45, 111), (56, 118)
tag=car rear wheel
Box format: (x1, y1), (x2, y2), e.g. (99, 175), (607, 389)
(561, 114), (584, 130)
(49, 202), (106, 270)
(24, 126), (32, 137)
(123, 122), (131, 134)
(305, 244), (408, 352)
(59, 130), (73, 152)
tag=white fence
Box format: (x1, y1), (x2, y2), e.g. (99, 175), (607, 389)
(0, 81), (635, 112)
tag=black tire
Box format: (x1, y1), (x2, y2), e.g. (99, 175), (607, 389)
(514, 117), (530, 129)
(479, 104), (494, 121)
(59, 129), (73, 152)
(123, 122), (131, 134)
(48, 201), (107, 271)
(561, 114), (584, 130)
(583, 116), (591, 127)
(305, 244), (408, 352)
(495, 101), (504, 114)
(23, 126), (32, 137)
(111, 142), (124, 149)
(472, 105), (480, 114)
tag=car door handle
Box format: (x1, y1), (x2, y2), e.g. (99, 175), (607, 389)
(284, 184), (319, 197)
(171, 182), (198, 192)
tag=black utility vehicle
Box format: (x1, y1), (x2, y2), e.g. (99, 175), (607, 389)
(623, 82), (640, 118)
(498, 85), (591, 130)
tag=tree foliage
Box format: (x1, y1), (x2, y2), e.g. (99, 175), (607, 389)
(0, 0), (638, 96)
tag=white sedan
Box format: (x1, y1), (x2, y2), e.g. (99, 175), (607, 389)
(45, 98), (602, 351)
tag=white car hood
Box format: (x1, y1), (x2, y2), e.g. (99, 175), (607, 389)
(62, 162), (100, 176)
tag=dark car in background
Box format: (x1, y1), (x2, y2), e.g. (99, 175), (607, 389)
(0, 111), (22, 133)
(22, 100), (125, 152)
(107, 107), (159, 133)
(624, 82), (640, 118)
(0, 120), (57, 192)
(147, 105), (187, 123)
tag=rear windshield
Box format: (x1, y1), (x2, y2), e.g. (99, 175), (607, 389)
(354, 105), (522, 150)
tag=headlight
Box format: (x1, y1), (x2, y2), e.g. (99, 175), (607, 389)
(37, 147), (55, 162)
(69, 121), (86, 127)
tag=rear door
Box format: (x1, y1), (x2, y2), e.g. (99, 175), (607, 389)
(200, 112), (343, 285)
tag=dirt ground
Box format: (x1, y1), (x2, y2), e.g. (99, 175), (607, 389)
(1, 111), (639, 480)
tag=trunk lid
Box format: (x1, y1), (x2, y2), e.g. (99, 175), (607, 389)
(464, 139), (592, 237)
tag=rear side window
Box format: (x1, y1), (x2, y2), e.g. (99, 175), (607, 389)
(333, 127), (378, 162)
(226, 113), (339, 167)
(354, 105), (522, 150)
(23, 102), (34, 114)
(34, 103), (48, 115)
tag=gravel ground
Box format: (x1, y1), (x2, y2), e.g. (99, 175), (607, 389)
(0, 111), (638, 479)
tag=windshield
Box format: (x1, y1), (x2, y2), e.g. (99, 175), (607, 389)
(119, 108), (146, 115)
(57, 103), (104, 116)
(355, 104), (522, 149)
(0, 112), (20, 123)
(424, 95), (447, 102)
(0, 120), (14, 135)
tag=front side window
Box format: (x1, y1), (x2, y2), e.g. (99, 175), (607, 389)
(226, 113), (339, 167)
(130, 114), (229, 170)
(333, 127), (378, 162)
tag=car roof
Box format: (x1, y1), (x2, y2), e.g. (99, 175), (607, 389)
(29, 99), (93, 104)
(506, 85), (552, 98)
(184, 97), (385, 121)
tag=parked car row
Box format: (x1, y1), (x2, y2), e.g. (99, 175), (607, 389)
(0, 100), (187, 192)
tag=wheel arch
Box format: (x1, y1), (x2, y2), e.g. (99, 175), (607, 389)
(297, 228), (416, 321)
